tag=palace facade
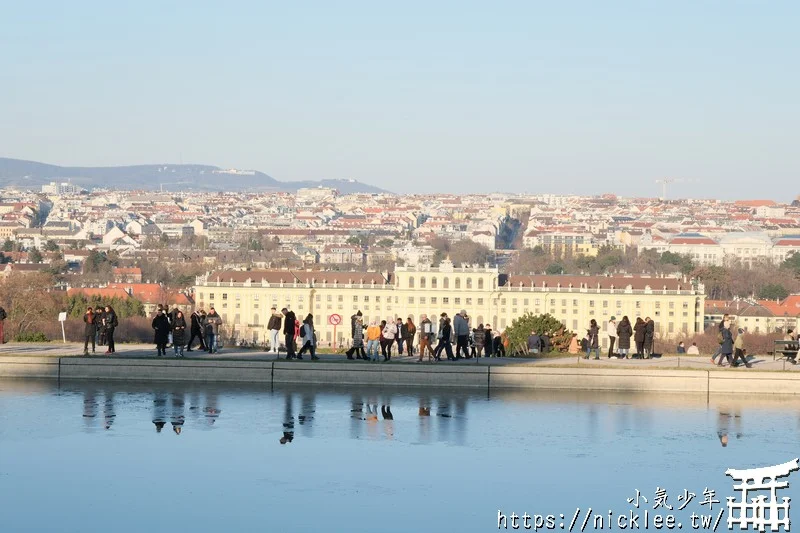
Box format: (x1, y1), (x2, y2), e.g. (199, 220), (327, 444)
(193, 261), (705, 349)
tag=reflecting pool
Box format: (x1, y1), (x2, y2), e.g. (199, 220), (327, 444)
(1, 379), (798, 532)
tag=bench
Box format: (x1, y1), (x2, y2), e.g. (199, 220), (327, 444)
(774, 339), (799, 363)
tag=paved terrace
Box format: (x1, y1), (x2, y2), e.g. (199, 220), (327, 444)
(1, 342), (798, 371)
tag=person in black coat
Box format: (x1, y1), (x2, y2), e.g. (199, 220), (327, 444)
(186, 310), (206, 352)
(616, 316), (633, 358)
(152, 309), (170, 357)
(483, 325), (494, 357)
(172, 311), (187, 358)
(282, 307), (297, 359)
(644, 317), (655, 357)
(103, 305), (118, 354)
(83, 307), (97, 355)
(633, 317), (646, 358)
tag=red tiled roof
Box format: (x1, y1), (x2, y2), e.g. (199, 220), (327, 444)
(507, 275), (686, 291)
(205, 270), (390, 286)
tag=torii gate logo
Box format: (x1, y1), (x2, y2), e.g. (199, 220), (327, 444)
(726, 458), (799, 531)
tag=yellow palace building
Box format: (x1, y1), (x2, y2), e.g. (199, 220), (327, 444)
(193, 260), (705, 348)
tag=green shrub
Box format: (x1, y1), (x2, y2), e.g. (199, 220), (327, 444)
(504, 312), (573, 354)
(13, 331), (50, 342)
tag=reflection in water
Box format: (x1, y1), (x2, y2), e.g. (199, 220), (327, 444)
(281, 393), (294, 445)
(152, 393), (167, 433)
(170, 393), (185, 435)
(58, 383), (795, 448)
(717, 408), (743, 447)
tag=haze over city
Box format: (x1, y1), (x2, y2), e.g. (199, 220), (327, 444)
(2, 1), (799, 200)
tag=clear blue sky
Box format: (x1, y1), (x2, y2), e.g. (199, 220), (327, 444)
(1, 1), (798, 200)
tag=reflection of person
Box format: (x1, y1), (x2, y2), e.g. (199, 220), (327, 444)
(717, 410), (742, 447)
(280, 393), (294, 444)
(103, 392), (116, 430)
(170, 393), (185, 435)
(152, 392), (167, 433)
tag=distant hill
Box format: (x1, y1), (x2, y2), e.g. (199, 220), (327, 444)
(0, 157), (388, 194)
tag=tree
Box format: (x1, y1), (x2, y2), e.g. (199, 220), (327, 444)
(759, 283), (789, 301)
(691, 266), (732, 300)
(376, 238), (394, 248)
(43, 240), (60, 252)
(545, 263), (565, 275)
(660, 251), (694, 275)
(431, 239), (492, 266)
(0, 272), (62, 339)
(504, 313), (573, 355)
(28, 248), (43, 264)
(2, 239), (12, 252)
(783, 252), (800, 277)
(84, 250), (109, 273)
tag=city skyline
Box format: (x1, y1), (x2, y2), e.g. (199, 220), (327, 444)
(2, 2), (799, 200)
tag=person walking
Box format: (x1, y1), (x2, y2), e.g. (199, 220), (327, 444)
(366, 321), (381, 362)
(152, 308), (170, 357)
(607, 316), (618, 358)
(103, 305), (118, 355)
(475, 324), (485, 357)
(281, 307), (296, 359)
(717, 322), (734, 367)
(403, 317), (416, 358)
(616, 316), (633, 359)
(83, 306), (96, 355)
(433, 313), (448, 359)
(205, 307), (222, 354)
(454, 310), (470, 360)
(186, 309), (206, 352)
(584, 319), (600, 359)
(731, 328), (751, 368)
(418, 314), (434, 362)
(433, 317), (454, 361)
(297, 314), (319, 360)
(267, 307), (282, 354)
(172, 311), (187, 357)
(711, 314), (730, 365)
(644, 317), (655, 358)
(633, 317), (646, 359)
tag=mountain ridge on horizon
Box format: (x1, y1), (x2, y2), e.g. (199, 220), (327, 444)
(0, 157), (389, 194)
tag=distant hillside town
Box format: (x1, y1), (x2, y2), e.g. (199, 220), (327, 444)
(0, 185), (798, 344)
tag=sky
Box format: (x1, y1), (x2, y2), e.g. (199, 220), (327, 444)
(1, 1), (798, 200)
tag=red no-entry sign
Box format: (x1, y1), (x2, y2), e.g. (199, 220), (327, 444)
(328, 314), (342, 326)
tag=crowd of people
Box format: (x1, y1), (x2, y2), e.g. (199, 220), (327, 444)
(150, 305), (222, 357)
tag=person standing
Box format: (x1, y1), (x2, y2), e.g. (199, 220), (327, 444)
(186, 309), (206, 352)
(350, 310), (363, 341)
(205, 307), (222, 354)
(607, 316), (618, 358)
(152, 308), (170, 356)
(349, 316), (366, 359)
(83, 306), (96, 355)
(394, 317), (405, 355)
(528, 330), (541, 355)
(0, 304), (6, 344)
(172, 311), (187, 358)
(584, 319), (600, 359)
(616, 316), (633, 359)
(366, 321), (381, 362)
(281, 307), (296, 359)
(297, 314), (319, 360)
(633, 317), (646, 358)
(403, 317), (416, 358)
(453, 310), (470, 360)
(474, 324), (485, 358)
(267, 307), (282, 354)
(381, 319), (397, 361)
(418, 314), (434, 362)
(484, 324), (494, 357)
(104, 305), (118, 355)
(96, 306), (106, 347)
(644, 317), (655, 358)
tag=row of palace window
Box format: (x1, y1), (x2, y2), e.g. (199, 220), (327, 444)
(405, 276), (488, 289)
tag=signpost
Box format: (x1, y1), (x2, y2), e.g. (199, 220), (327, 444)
(58, 312), (67, 343)
(328, 314), (342, 349)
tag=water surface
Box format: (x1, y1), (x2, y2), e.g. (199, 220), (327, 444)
(0, 380), (797, 532)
